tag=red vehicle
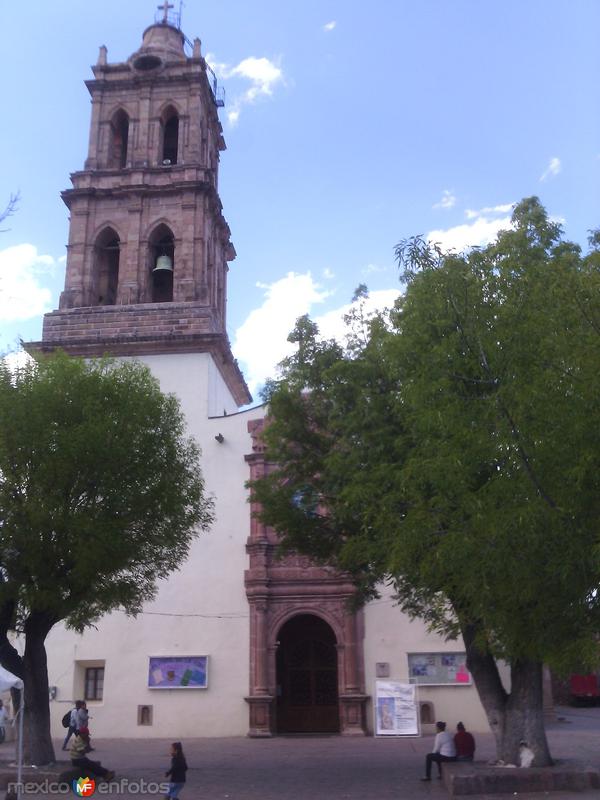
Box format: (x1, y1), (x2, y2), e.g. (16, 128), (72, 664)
(569, 674), (600, 705)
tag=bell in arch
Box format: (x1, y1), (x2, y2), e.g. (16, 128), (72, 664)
(153, 254), (173, 273)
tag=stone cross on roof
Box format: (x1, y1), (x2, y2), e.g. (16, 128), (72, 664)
(158, 1), (174, 23)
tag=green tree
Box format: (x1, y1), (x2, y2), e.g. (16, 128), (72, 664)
(250, 198), (600, 766)
(0, 351), (213, 764)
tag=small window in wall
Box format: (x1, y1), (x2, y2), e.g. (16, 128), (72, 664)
(84, 667), (104, 701)
(137, 705), (153, 726)
(162, 113), (179, 165)
(420, 701), (435, 725)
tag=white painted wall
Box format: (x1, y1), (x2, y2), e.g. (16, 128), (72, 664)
(45, 353), (264, 739)
(363, 584), (491, 734)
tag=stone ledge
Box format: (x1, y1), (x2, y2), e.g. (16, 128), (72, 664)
(0, 762), (69, 790)
(0, 763), (117, 798)
(442, 760), (600, 796)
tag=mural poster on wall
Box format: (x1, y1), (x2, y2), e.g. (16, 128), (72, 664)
(148, 656), (208, 689)
(375, 680), (419, 736)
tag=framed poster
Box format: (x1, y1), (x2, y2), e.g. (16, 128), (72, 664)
(375, 680), (419, 736)
(407, 652), (471, 686)
(148, 656), (208, 689)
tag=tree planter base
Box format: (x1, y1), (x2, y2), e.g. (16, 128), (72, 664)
(442, 760), (600, 796)
(0, 762), (70, 791)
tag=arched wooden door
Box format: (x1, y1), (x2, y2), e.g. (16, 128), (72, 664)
(276, 614), (339, 734)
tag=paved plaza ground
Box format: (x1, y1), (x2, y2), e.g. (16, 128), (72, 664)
(2, 706), (599, 799)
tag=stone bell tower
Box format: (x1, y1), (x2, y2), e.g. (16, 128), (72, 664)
(35, 11), (250, 406)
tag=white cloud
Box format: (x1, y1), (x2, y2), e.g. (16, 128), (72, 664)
(227, 108), (241, 126)
(428, 201), (515, 251)
(233, 272), (330, 395)
(540, 156), (561, 182)
(323, 267), (335, 280)
(0, 244), (55, 322)
(362, 263), (388, 275)
(427, 215), (512, 253)
(323, 21), (337, 32)
(433, 190), (456, 210)
(2, 349), (34, 371)
(230, 57), (283, 99)
(232, 274), (399, 395)
(465, 203), (513, 220)
(314, 289), (399, 342)
(206, 53), (284, 127)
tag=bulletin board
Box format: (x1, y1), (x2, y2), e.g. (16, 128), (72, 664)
(407, 653), (471, 686)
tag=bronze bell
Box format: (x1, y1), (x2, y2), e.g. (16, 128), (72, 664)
(153, 254), (173, 273)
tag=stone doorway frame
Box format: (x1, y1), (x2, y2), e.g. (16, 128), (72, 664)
(244, 419), (368, 737)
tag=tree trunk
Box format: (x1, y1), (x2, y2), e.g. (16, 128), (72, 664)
(499, 660), (553, 766)
(463, 623), (508, 755)
(462, 624), (553, 766)
(22, 614), (56, 765)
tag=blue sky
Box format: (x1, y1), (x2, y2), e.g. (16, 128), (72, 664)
(1, 0), (598, 397)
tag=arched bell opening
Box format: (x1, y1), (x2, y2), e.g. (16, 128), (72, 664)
(108, 109), (129, 169)
(93, 227), (120, 306)
(275, 614), (339, 734)
(149, 225), (175, 303)
(161, 107), (179, 165)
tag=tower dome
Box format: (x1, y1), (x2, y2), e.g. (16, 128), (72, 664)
(130, 23), (186, 71)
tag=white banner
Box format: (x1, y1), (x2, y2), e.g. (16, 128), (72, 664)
(375, 680), (419, 736)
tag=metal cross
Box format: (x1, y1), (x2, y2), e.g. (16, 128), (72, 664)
(158, 1), (174, 23)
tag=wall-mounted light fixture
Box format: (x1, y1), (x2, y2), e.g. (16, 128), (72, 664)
(215, 433), (224, 443)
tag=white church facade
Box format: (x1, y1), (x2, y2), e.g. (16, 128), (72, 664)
(32, 13), (490, 740)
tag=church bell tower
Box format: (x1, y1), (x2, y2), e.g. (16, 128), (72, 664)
(35, 9), (250, 406)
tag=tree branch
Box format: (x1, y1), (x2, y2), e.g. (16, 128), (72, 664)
(447, 289), (558, 510)
(0, 192), (20, 232)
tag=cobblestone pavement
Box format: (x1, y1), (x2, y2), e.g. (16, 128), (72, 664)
(3, 705), (599, 799)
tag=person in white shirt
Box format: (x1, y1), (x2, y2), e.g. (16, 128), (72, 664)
(0, 700), (9, 744)
(421, 720), (457, 780)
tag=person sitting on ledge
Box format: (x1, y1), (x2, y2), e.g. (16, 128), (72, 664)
(421, 720), (457, 781)
(70, 733), (115, 782)
(454, 721), (476, 761)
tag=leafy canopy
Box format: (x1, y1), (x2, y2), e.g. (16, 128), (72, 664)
(251, 197), (600, 673)
(0, 351), (213, 631)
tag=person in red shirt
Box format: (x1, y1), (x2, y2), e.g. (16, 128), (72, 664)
(454, 721), (476, 761)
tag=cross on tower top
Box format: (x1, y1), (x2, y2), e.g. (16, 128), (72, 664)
(158, 1), (174, 23)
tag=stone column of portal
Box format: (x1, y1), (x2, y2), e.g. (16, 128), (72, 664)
(339, 610), (368, 735)
(245, 601), (274, 737)
(245, 427), (274, 736)
(254, 603), (269, 695)
(344, 611), (360, 693)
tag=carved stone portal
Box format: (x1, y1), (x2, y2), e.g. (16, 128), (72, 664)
(244, 419), (368, 737)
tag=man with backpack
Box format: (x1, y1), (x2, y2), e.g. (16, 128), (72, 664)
(62, 700), (82, 751)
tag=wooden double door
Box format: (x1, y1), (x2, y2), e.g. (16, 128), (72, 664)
(276, 614), (340, 734)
